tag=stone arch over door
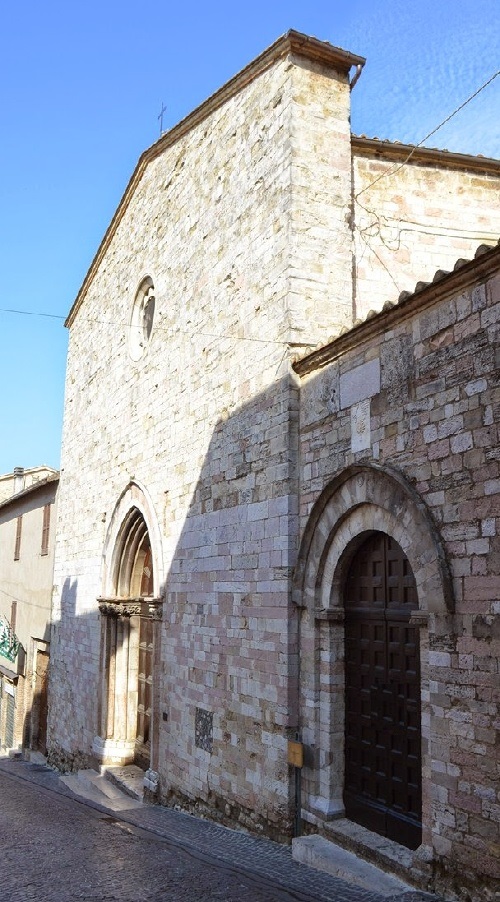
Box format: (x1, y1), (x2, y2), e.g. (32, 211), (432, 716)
(93, 482), (163, 776)
(293, 464), (453, 847)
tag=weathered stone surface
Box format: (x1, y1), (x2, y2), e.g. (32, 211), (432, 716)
(295, 255), (500, 900)
(47, 29), (500, 902)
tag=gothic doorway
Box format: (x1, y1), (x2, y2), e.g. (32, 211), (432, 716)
(343, 532), (422, 850)
(96, 503), (161, 769)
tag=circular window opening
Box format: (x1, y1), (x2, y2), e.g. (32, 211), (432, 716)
(130, 278), (155, 361)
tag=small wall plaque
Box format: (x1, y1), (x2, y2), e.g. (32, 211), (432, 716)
(351, 398), (371, 452)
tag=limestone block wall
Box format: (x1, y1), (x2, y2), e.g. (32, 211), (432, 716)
(287, 55), (353, 340)
(49, 40), (356, 834)
(294, 248), (500, 898)
(352, 143), (500, 321)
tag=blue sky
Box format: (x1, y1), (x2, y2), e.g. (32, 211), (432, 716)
(0, 0), (498, 476)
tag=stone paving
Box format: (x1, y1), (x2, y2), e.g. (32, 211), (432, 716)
(0, 758), (444, 902)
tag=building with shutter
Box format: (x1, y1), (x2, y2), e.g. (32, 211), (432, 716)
(0, 467), (58, 756)
(47, 31), (500, 900)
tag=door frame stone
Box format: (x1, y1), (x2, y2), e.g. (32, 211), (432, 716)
(293, 464), (453, 850)
(93, 481), (163, 786)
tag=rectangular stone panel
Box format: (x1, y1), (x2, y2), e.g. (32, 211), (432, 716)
(340, 358), (380, 409)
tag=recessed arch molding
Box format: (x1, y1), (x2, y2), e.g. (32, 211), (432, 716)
(293, 463), (454, 616)
(101, 480), (164, 602)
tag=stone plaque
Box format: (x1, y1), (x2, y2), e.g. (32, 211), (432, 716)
(340, 358), (380, 409)
(351, 399), (371, 452)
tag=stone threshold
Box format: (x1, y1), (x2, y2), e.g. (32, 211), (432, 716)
(102, 764), (145, 801)
(321, 819), (434, 894)
(292, 834), (419, 897)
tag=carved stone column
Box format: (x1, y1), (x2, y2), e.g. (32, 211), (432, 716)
(92, 597), (162, 767)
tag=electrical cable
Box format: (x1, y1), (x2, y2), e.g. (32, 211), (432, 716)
(355, 68), (500, 200)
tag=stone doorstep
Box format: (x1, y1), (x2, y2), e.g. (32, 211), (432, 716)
(102, 764), (145, 802)
(60, 768), (144, 812)
(25, 752), (145, 810)
(0, 746), (23, 759)
(292, 835), (415, 897)
(322, 819), (434, 893)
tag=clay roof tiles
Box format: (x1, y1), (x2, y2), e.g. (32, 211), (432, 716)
(292, 240), (500, 374)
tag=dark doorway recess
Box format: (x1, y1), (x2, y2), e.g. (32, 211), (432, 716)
(135, 545), (153, 769)
(343, 532), (422, 850)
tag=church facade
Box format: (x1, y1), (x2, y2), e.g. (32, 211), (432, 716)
(48, 32), (500, 899)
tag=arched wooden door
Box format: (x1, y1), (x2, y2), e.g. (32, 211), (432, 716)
(343, 532), (422, 849)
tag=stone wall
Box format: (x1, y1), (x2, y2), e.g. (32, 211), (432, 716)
(294, 245), (500, 899)
(49, 38), (356, 834)
(48, 27), (500, 873)
(352, 141), (500, 321)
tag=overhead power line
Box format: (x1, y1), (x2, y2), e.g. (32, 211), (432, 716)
(355, 67), (500, 199)
(1, 308), (65, 320)
(0, 306), (296, 346)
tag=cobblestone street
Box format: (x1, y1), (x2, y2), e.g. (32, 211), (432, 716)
(0, 759), (440, 902)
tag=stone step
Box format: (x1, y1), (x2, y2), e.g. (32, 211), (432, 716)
(104, 765), (145, 801)
(292, 835), (414, 897)
(322, 818), (433, 891)
(60, 768), (143, 812)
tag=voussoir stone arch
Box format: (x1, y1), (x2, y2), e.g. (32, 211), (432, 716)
(294, 464), (453, 615)
(101, 480), (164, 599)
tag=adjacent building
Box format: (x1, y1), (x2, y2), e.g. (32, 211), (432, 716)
(292, 241), (500, 896)
(0, 467), (58, 755)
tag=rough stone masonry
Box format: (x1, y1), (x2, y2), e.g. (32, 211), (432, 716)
(47, 30), (500, 901)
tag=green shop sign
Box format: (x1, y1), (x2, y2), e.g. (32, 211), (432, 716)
(0, 618), (19, 663)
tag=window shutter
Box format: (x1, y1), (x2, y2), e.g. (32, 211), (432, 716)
(41, 504), (51, 556)
(14, 516), (22, 561)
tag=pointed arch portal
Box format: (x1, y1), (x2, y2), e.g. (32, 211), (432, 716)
(94, 491), (162, 770)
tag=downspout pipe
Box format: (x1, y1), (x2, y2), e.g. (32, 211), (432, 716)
(350, 62), (364, 91)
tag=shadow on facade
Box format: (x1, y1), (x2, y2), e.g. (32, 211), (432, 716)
(46, 575), (96, 771)
(47, 372), (301, 837)
(150, 373), (300, 834)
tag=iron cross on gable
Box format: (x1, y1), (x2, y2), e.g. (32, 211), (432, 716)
(158, 101), (167, 136)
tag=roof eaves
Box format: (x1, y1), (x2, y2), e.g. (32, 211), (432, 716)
(352, 135), (500, 175)
(0, 473), (59, 513)
(292, 241), (500, 376)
